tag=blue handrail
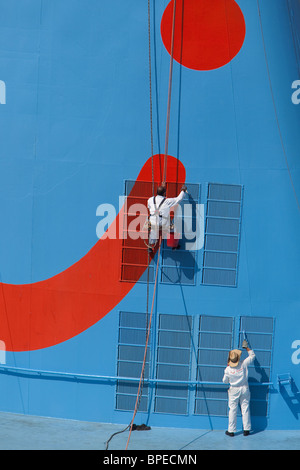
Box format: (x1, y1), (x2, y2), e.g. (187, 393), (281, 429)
(0, 364), (273, 386)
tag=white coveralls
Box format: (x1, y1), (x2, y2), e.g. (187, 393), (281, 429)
(222, 349), (255, 433)
(147, 191), (185, 245)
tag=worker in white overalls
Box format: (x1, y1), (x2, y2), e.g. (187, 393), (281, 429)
(147, 183), (187, 251)
(222, 341), (255, 436)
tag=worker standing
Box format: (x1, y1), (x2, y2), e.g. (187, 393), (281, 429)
(222, 341), (255, 437)
(147, 183), (187, 251)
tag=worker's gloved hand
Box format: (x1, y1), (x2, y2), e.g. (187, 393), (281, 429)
(181, 185), (187, 192)
(242, 339), (249, 349)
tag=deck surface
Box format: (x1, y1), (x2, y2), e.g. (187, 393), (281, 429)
(0, 411), (299, 451)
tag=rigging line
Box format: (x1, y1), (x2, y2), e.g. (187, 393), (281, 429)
(146, 0), (156, 334)
(105, 424), (130, 450)
(257, 0), (300, 212)
(163, 0), (177, 183)
(147, 0), (153, 320)
(146, 0), (155, 364)
(108, 1), (155, 442)
(148, 0), (155, 196)
(125, 238), (162, 451)
(224, 1), (253, 317)
(286, 0), (300, 77)
(125, 2), (180, 449)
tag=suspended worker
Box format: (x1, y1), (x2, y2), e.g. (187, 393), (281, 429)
(222, 340), (255, 437)
(147, 183), (187, 252)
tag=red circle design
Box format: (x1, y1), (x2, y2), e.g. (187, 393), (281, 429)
(161, 0), (246, 71)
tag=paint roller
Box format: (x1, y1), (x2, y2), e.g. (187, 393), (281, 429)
(242, 330), (250, 349)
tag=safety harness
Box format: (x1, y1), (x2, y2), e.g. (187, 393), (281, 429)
(152, 196), (167, 226)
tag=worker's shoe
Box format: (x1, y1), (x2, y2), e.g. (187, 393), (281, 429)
(243, 430), (250, 436)
(225, 431), (234, 437)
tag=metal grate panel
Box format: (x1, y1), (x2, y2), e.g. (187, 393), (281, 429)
(116, 311), (150, 412)
(202, 183), (243, 287)
(154, 314), (192, 414)
(120, 180), (155, 283)
(195, 315), (234, 416)
(161, 183), (201, 285)
(115, 312), (275, 419)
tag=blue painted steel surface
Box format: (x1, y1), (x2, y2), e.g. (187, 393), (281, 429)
(0, 0), (299, 432)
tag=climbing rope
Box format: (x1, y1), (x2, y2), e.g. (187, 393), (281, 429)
(148, 0), (155, 197)
(163, 0), (177, 184)
(142, 0), (177, 246)
(125, 238), (162, 450)
(125, 0), (178, 451)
